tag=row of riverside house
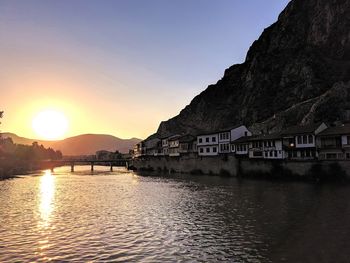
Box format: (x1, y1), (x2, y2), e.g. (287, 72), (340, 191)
(133, 123), (350, 161)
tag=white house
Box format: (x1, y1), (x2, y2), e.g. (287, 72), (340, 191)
(168, 135), (181, 157)
(249, 133), (286, 160)
(218, 125), (252, 154)
(178, 135), (197, 154)
(232, 136), (250, 156)
(161, 135), (171, 156)
(317, 123), (350, 160)
(197, 132), (219, 156)
(281, 122), (327, 159)
(144, 137), (161, 156)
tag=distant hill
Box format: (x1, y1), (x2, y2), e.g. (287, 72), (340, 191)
(2, 133), (141, 156)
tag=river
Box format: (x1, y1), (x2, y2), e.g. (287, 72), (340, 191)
(1, 166), (349, 262)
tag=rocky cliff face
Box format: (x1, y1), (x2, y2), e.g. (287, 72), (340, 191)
(154, 0), (350, 138)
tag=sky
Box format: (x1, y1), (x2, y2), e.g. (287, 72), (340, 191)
(0, 0), (290, 140)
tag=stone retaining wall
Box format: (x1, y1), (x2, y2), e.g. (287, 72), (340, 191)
(131, 154), (350, 179)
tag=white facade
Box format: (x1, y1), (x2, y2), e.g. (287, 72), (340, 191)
(218, 131), (230, 154)
(341, 135), (350, 146)
(218, 125), (252, 154)
(230, 125), (252, 141)
(248, 139), (286, 159)
(197, 134), (219, 146)
(198, 145), (218, 156)
(235, 143), (249, 155)
(262, 140), (286, 159)
(168, 137), (180, 157)
(197, 133), (219, 156)
(295, 134), (316, 148)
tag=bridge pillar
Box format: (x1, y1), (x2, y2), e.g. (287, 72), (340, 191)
(71, 163), (74, 172)
(110, 162), (113, 172)
(91, 162), (94, 171)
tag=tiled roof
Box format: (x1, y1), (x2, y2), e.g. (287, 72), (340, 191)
(178, 134), (196, 143)
(217, 124), (244, 133)
(281, 123), (323, 135)
(197, 124), (246, 136)
(232, 136), (257, 143)
(197, 131), (219, 136)
(167, 134), (182, 141)
(318, 124), (350, 136)
(232, 132), (282, 143)
(250, 132), (282, 141)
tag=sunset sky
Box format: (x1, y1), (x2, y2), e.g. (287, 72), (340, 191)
(1, 0), (289, 140)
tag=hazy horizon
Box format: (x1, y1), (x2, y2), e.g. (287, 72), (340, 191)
(1, 0), (290, 140)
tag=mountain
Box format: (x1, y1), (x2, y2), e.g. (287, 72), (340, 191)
(153, 0), (350, 138)
(2, 133), (141, 155)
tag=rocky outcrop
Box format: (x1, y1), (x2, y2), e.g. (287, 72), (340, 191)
(153, 0), (350, 138)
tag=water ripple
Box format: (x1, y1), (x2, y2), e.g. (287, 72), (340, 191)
(1, 166), (350, 262)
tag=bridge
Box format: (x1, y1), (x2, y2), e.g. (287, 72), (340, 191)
(40, 159), (130, 172)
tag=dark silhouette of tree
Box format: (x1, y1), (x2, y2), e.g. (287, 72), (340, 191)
(0, 111), (3, 139)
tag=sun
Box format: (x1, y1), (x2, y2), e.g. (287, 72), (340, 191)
(32, 110), (69, 140)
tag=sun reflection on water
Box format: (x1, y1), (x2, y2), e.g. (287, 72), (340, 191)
(36, 170), (56, 261)
(39, 170), (55, 227)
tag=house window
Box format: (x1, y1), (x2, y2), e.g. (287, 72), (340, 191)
(303, 135), (307, 144)
(213, 147), (217, 153)
(297, 136), (302, 144)
(220, 133), (229, 140)
(264, 152), (268, 157)
(206, 147), (210, 153)
(346, 153), (350, 159)
(200, 148), (203, 153)
(301, 151), (305, 158)
(272, 140), (276, 147)
(205, 137), (209, 143)
(308, 135), (314, 144)
(212, 137), (216, 142)
(347, 136), (350, 145)
(264, 141), (267, 147)
(199, 138), (202, 143)
(274, 151), (277, 157)
(231, 145), (235, 151)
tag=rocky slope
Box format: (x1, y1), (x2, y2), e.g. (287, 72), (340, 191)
(154, 0), (350, 138)
(2, 133), (141, 155)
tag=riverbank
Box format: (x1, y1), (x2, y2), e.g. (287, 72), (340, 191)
(131, 154), (350, 182)
(0, 159), (59, 180)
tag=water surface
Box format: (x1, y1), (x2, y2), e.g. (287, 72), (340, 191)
(1, 166), (349, 262)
